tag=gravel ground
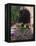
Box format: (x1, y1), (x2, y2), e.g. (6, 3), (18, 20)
(11, 29), (33, 41)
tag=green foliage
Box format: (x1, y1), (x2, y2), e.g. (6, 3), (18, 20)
(11, 6), (20, 22)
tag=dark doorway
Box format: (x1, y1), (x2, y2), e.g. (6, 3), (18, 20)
(18, 9), (30, 24)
